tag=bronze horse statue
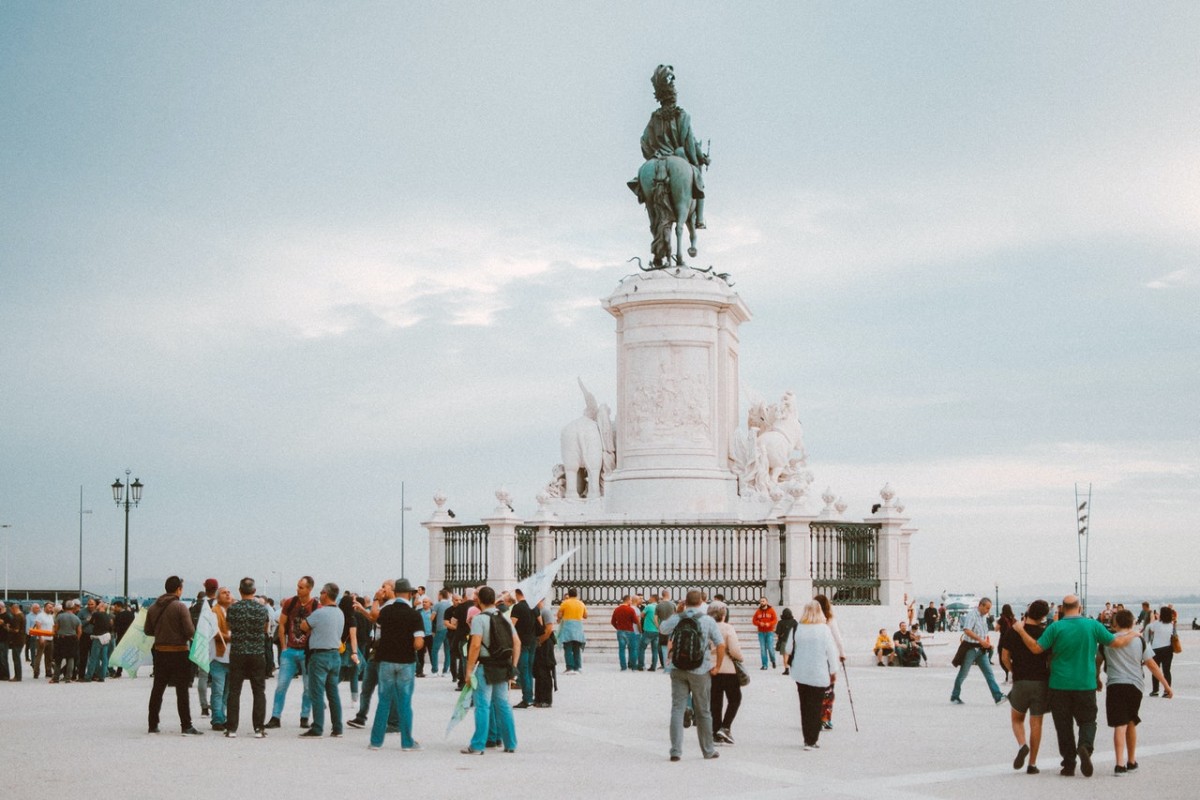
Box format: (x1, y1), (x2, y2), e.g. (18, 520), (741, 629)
(635, 153), (698, 267)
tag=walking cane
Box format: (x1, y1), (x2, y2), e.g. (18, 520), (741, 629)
(841, 661), (859, 732)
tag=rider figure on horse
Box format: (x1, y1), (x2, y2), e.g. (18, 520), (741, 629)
(627, 64), (710, 230)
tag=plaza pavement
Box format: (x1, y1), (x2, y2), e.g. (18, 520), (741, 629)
(4, 629), (1197, 800)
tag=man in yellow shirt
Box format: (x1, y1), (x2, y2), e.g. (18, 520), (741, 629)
(556, 589), (588, 674)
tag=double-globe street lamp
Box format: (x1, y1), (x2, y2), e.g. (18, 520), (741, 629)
(112, 469), (143, 601)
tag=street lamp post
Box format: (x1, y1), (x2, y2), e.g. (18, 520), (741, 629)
(111, 470), (143, 601)
(399, 481), (413, 578)
(995, 582), (999, 613)
(78, 486), (92, 599)
(1, 523), (11, 601)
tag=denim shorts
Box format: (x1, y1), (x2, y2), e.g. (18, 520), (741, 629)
(1008, 680), (1048, 716)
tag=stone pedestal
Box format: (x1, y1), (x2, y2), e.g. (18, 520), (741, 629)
(600, 269), (750, 518)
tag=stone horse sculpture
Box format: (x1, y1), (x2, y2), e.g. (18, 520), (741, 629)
(560, 378), (616, 500)
(731, 391), (807, 496)
(628, 65), (710, 268)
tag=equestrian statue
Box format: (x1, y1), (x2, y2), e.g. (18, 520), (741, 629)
(628, 65), (711, 268)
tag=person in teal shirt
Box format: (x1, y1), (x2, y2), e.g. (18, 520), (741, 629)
(1013, 594), (1137, 778)
(640, 595), (660, 671)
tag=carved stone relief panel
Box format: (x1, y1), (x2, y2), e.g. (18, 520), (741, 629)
(623, 342), (713, 450)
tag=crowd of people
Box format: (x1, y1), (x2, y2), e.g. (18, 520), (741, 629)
(0, 583), (1184, 772)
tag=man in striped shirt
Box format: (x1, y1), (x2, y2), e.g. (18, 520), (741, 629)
(950, 598), (1005, 705)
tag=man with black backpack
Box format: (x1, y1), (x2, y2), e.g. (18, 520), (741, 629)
(461, 586), (520, 755)
(658, 590), (725, 762)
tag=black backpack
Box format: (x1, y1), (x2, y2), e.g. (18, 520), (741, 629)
(670, 614), (705, 670)
(481, 611), (515, 684)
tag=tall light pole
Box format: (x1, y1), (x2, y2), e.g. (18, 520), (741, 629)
(112, 470), (143, 600)
(1, 523), (11, 601)
(78, 486), (92, 599)
(399, 481), (413, 578)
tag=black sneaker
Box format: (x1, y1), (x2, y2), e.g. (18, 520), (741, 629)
(1127, 762), (1138, 772)
(1077, 744), (1093, 777)
(347, 718), (366, 729)
(513, 701), (531, 709)
(201, 708), (210, 717)
(211, 722), (226, 731)
(300, 717), (309, 728)
(1013, 744), (1029, 770)
(1114, 765), (1127, 776)
(299, 729), (322, 738)
(148, 726), (160, 734)
(1060, 767), (1075, 777)
(1026, 766), (1039, 775)
(683, 708), (693, 729)
(181, 727), (204, 736)
(265, 717), (281, 729)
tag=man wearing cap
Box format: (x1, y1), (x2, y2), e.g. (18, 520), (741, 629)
(368, 578), (425, 751)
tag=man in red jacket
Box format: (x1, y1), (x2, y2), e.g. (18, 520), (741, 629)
(752, 597), (778, 670)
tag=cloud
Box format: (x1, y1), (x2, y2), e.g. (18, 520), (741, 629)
(1144, 268), (1194, 289)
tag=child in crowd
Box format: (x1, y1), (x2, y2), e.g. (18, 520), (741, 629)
(873, 628), (894, 666)
(1098, 609), (1172, 775)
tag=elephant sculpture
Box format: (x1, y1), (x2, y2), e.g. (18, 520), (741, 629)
(560, 379), (616, 500)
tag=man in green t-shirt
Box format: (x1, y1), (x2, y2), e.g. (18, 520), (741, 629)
(1013, 594), (1137, 778)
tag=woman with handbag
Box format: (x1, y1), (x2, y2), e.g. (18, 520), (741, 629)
(1145, 606), (1177, 696)
(785, 600), (840, 751)
(708, 604), (743, 745)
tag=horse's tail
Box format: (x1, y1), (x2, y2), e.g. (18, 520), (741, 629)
(649, 162), (675, 263)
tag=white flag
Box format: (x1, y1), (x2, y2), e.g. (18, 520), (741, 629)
(515, 548), (577, 610)
(188, 600), (217, 671)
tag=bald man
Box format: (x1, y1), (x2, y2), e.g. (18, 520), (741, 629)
(1014, 594), (1137, 778)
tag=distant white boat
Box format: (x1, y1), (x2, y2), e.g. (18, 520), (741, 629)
(942, 592), (981, 612)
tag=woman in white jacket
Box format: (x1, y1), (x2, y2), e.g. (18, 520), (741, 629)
(786, 600), (840, 750)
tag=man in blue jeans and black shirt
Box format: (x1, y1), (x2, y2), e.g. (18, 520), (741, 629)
(367, 578), (424, 750)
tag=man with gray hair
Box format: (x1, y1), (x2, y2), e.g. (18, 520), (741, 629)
(224, 577), (270, 738)
(950, 597), (1005, 705)
(658, 589), (724, 762)
(299, 582), (357, 738)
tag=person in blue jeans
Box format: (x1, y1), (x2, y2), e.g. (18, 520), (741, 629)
(510, 589), (537, 708)
(266, 577), (319, 729)
(300, 582), (358, 737)
(460, 587), (518, 754)
(431, 590), (453, 674)
(951, 598), (1005, 705)
(611, 596), (641, 671)
(368, 578), (424, 750)
(640, 595), (661, 671)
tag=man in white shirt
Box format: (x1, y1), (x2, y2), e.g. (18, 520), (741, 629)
(32, 603), (56, 680)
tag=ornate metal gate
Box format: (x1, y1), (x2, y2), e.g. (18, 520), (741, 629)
(809, 521), (880, 605)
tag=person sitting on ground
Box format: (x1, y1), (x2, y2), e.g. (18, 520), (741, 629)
(893, 622), (927, 666)
(874, 628), (895, 666)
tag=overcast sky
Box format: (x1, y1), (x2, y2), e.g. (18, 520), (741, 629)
(2, 3), (1197, 602)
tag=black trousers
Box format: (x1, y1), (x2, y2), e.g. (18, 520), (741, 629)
(711, 672), (742, 731)
(1151, 646), (1173, 693)
(226, 653), (267, 733)
(148, 649), (193, 730)
(796, 682), (826, 746)
(1048, 688), (1097, 768)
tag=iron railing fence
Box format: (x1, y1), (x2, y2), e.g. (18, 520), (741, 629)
(809, 521), (881, 605)
(443, 524), (488, 592)
(551, 523), (775, 605)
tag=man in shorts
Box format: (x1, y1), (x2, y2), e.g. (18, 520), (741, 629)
(1000, 600), (1051, 774)
(1098, 609), (1172, 775)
